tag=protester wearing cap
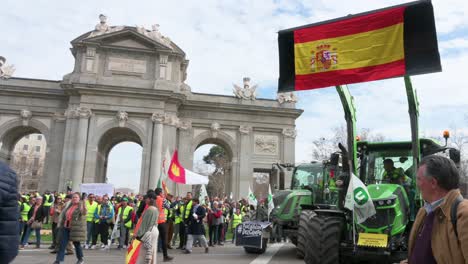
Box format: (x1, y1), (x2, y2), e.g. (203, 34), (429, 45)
(117, 197), (133, 249)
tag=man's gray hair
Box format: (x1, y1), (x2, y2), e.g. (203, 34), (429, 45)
(419, 155), (459, 191)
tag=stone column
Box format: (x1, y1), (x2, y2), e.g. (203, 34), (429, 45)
(40, 112), (66, 192)
(58, 107), (79, 191)
(176, 119), (193, 196)
(71, 107), (92, 192)
(282, 128), (296, 189)
(149, 112), (164, 189)
(238, 125), (253, 199)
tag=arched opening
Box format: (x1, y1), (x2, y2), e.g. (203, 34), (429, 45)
(0, 130), (47, 193)
(193, 140), (233, 199)
(96, 127), (143, 193)
(107, 142), (142, 194)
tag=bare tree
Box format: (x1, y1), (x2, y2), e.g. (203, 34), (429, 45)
(11, 147), (44, 193)
(446, 126), (468, 197)
(202, 145), (229, 198)
(311, 125), (385, 161)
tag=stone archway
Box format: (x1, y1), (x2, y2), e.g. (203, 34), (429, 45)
(95, 127), (142, 184)
(0, 118), (50, 191)
(189, 130), (237, 197)
(0, 118), (50, 163)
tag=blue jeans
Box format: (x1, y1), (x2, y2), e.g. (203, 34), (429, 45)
(18, 221), (24, 236)
(86, 221), (95, 245)
(21, 225), (41, 246)
(56, 228), (83, 262)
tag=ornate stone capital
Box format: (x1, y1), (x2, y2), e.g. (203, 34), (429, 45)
(52, 112), (66, 122)
(239, 125), (252, 135)
(151, 112), (165, 123)
(116, 111), (128, 127)
(65, 107), (79, 119)
(177, 119), (192, 130)
(20, 109), (32, 126)
(163, 113), (179, 126)
(282, 128), (297, 138)
(77, 107), (92, 119)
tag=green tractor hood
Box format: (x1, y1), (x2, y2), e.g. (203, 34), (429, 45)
(358, 183), (410, 236)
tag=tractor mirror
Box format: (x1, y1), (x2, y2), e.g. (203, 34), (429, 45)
(330, 153), (340, 166)
(449, 148), (461, 164)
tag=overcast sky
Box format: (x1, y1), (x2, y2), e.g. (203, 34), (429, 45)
(2, 0), (468, 191)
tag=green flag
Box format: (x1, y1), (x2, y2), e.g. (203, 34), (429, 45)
(344, 173), (376, 224)
(268, 184), (274, 215)
(157, 177), (162, 189)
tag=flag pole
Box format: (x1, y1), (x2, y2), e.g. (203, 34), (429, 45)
(349, 159), (357, 253)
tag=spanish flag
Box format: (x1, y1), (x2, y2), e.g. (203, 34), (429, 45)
(168, 150), (209, 185)
(125, 239), (142, 264)
(278, 0), (441, 92)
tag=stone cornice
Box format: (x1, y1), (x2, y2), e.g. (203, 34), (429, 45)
(61, 83), (187, 102)
(181, 101), (303, 119)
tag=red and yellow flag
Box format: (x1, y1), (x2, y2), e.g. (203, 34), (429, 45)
(278, 1), (441, 92)
(125, 239), (142, 264)
(168, 150), (209, 185)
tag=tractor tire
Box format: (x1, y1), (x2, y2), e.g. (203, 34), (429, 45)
(304, 214), (343, 264)
(297, 210), (316, 259)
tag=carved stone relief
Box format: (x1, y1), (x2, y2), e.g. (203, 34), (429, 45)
(116, 111), (128, 127)
(239, 125), (252, 135)
(254, 134), (278, 155)
(282, 128), (297, 138)
(20, 109), (32, 126)
(211, 122), (220, 138)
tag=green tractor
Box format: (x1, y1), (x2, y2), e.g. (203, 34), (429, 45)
(270, 160), (339, 258)
(299, 80), (460, 264)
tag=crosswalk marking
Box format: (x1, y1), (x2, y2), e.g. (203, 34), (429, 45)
(249, 243), (284, 264)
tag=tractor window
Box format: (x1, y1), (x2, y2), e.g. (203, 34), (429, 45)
(365, 152), (414, 184)
(291, 165), (323, 190)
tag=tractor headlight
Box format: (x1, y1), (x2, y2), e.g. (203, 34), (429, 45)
(385, 198), (396, 206)
(378, 200), (385, 206)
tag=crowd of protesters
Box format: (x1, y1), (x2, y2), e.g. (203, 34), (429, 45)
(16, 188), (261, 262)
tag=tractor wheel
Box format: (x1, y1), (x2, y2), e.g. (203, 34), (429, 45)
(297, 210), (316, 259)
(304, 214), (343, 264)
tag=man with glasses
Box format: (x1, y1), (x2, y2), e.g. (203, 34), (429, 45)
(84, 194), (98, 249)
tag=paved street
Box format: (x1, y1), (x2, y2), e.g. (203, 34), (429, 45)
(13, 242), (304, 264)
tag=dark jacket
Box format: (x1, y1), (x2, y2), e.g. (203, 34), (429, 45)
(187, 205), (206, 235)
(0, 161), (19, 263)
(27, 204), (46, 222)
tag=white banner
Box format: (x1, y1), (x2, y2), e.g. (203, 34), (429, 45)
(80, 183), (114, 197)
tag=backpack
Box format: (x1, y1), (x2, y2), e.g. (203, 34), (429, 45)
(451, 195), (464, 239)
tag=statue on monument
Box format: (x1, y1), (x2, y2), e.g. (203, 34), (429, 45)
(277, 92), (298, 104)
(233, 77), (257, 100)
(95, 14), (110, 33)
(0, 56), (16, 80)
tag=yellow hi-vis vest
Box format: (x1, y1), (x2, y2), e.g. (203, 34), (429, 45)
(232, 213), (242, 229)
(184, 200), (193, 220)
(174, 204), (182, 224)
(43, 194), (53, 207)
(21, 202), (31, 221)
(85, 200), (98, 222)
(119, 206), (133, 229)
